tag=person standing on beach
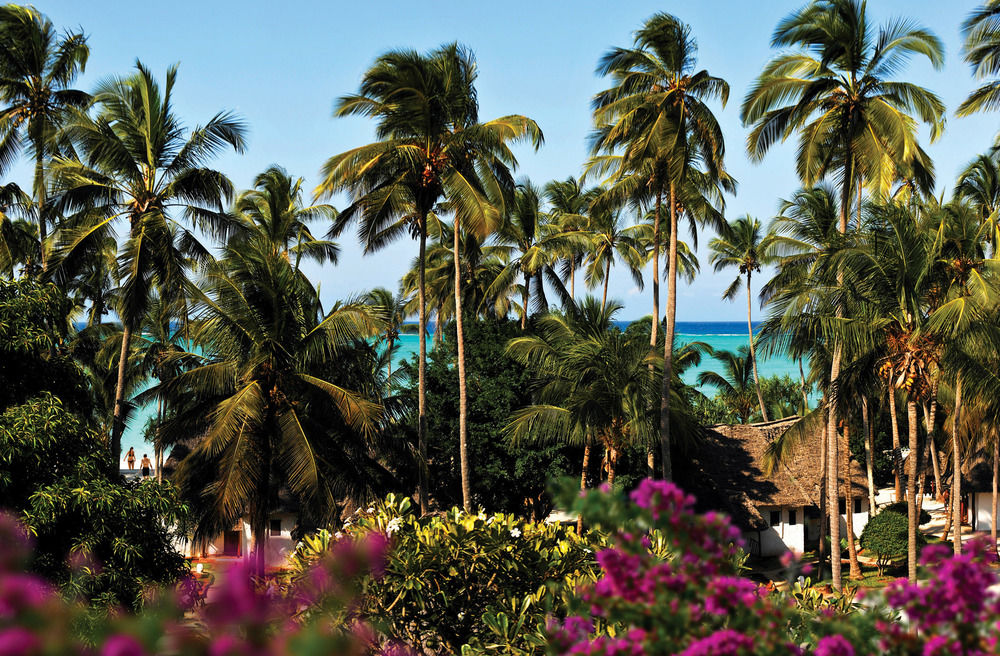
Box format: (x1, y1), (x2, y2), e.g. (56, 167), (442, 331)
(125, 447), (136, 471)
(140, 454), (152, 479)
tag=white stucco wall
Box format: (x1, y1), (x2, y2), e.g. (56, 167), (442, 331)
(747, 499), (870, 557)
(972, 492), (996, 531)
(176, 512), (298, 568)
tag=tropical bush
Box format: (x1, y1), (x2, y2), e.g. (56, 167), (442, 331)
(882, 501), (932, 526)
(290, 493), (599, 654)
(860, 508), (925, 576)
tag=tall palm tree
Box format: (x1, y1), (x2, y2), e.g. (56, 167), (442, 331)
(960, 0), (1000, 123)
(155, 239), (385, 575)
(232, 165), (339, 268)
(50, 62), (247, 466)
(742, 0), (944, 591)
(0, 5), (89, 272)
(708, 215), (774, 421)
(365, 286), (410, 380)
(317, 44), (541, 513)
(955, 154), (1000, 253)
(592, 12), (731, 481)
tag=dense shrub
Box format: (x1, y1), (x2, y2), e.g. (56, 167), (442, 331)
(290, 493), (599, 654)
(882, 501), (932, 525)
(860, 508), (925, 576)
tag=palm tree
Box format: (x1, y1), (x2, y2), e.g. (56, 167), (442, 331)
(232, 165), (339, 268)
(155, 238), (386, 575)
(544, 177), (590, 300)
(955, 154), (1000, 253)
(709, 215), (774, 421)
(960, 0), (1000, 123)
(505, 297), (659, 490)
(581, 190), (647, 312)
(366, 286), (410, 380)
(317, 44), (541, 513)
(592, 12), (731, 481)
(0, 5), (89, 272)
(50, 62), (247, 466)
(495, 179), (576, 329)
(696, 346), (760, 424)
(742, 0), (944, 591)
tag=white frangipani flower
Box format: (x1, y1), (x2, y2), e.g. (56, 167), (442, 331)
(509, 528), (522, 538)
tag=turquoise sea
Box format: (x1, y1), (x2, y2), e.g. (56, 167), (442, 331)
(120, 321), (801, 467)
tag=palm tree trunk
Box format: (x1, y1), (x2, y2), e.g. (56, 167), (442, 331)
(577, 443), (591, 535)
(110, 323), (133, 469)
(521, 272), (530, 331)
(907, 400), (919, 583)
(607, 447), (617, 488)
(798, 358), (809, 414)
(601, 258), (611, 312)
(928, 379), (942, 497)
(953, 376), (964, 555)
(651, 189), (662, 349)
(888, 389), (903, 502)
(34, 139), (47, 273)
(433, 306), (443, 351)
(826, 347), (843, 591)
(818, 406), (828, 577)
(862, 397), (876, 512)
(646, 189), (663, 479)
(454, 219), (472, 513)
(993, 435), (998, 556)
(746, 271), (768, 422)
(659, 182), (678, 481)
(844, 424), (861, 579)
(417, 223), (429, 515)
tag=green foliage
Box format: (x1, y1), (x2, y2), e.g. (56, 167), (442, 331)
(290, 493), (599, 654)
(759, 374), (807, 419)
(881, 502), (932, 526)
(0, 281), (188, 610)
(414, 318), (575, 517)
(860, 509), (924, 576)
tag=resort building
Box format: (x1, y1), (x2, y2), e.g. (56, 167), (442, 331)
(963, 460), (997, 532)
(677, 417), (871, 557)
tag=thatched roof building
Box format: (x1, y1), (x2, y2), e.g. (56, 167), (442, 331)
(676, 416), (868, 531)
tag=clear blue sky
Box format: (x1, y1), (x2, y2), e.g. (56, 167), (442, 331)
(29, 0), (998, 321)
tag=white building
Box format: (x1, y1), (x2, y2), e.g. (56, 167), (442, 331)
(176, 511), (298, 567)
(679, 417), (871, 557)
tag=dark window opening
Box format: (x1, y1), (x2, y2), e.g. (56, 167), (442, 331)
(269, 519), (281, 536)
(788, 510), (797, 525)
(769, 510), (781, 526)
(854, 498), (862, 513)
(838, 499), (846, 515)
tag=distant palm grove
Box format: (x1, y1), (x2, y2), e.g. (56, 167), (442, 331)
(8, 0), (1000, 608)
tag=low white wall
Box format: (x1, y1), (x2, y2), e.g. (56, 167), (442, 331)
(748, 499), (870, 557)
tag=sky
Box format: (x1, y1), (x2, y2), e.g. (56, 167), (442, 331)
(26, 0), (1000, 321)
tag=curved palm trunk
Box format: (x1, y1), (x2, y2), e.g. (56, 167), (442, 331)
(888, 389), (903, 502)
(953, 376), (964, 555)
(992, 435), (998, 556)
(746, 271), (768, 422)
(844, 424), (861, 579)
(576, 443), (591, 535)
(110, 323), (133, 468)
(454, 219), (472, 513)
(798, 358), (809, 413)
(862, 397), (876, 513)
(417, 225), (429, 515)
(659, 182), (678, 481)
(521, 271), (530, 330)
(601, 258), (611, 312)
(906, 399), (919, 582)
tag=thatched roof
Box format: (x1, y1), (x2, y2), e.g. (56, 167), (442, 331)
(676, 416), (867, 530)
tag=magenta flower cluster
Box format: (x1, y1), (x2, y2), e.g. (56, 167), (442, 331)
(547, 479), (1000, 656)
(0, 512), (409, 656)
